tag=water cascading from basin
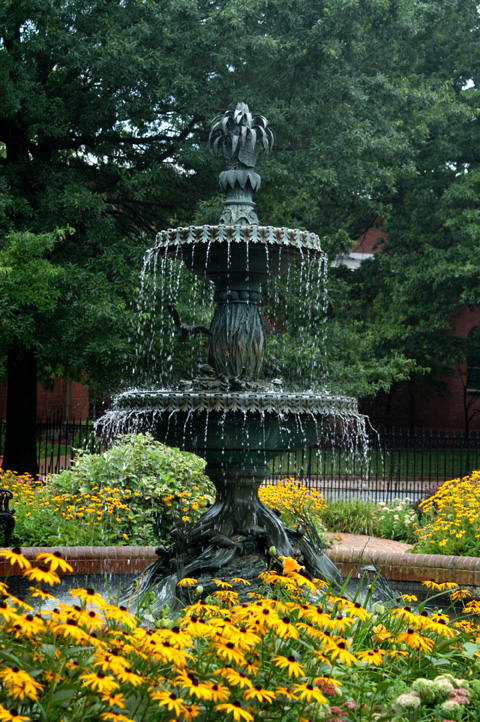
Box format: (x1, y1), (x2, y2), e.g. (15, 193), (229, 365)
(101, 102), (368, 610)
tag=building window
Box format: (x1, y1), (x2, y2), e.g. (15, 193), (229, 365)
(467, 326), (480, 393)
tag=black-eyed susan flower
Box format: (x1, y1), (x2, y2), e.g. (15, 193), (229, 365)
(34, 552), (73, 573)
(50, 618), (90, 643)
(175, 670), (214, 700)
(291, 682), (327, 703)
(115, 667), (144, 687)
(0, 601), (19, 624)
(206, 681), (231, 703)
(271, 654), (304, 678)
(329, 641), (357, 666)
(0, 548), (31, 571)
(219, 668), (253, 690)
(212, 578), (233, 590)
(215, 700), (254, 722)
(272, 614), (300, 640)
(243, 685), (276, 703)
(9, 613), (45, 638)
(397, 629), (435, 652)
(23, 566), (60, 586)
(213, 641), (247, 666)
(100, 713), (136, 722)
(275, 685), (298, 701)
(27, 587), (56, 602)
(69, 587), (107, 608)
(0, 706), (31, 721)
(101, 692), (127, 709)
(0, 667), (43, 701)
(103, 605), (136, 629)
(177, 577), (198, 587)
(181, 703), (201, 722)
(356, 649), (385, 666)
(229, 626), (261, 649)
(79, 670), (120, 694)
(150, 689), (188, 716)
(450, 588), (472, 602)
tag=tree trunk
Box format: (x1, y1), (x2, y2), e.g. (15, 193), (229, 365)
(3, 346), (38, 476)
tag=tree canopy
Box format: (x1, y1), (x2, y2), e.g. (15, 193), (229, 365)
(1, 0), (480, 468)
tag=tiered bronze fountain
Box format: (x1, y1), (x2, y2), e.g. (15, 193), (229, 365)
(114, 103), (362, 608)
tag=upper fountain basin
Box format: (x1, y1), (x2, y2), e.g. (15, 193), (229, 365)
(155, 225), (324, 285)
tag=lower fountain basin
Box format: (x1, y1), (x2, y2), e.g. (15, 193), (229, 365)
(111, 389), (362, 466)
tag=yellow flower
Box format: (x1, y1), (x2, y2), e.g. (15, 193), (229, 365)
(177, 577), (198, 587)
(279, 556), (304, 574)
(0, 548), (31, 571)
(219, 668), (253, 690)
(0, 667), (43, 701)
(212, 578), (233, 589)
(271, 654), (304, 678)
(0, 705), (31, 721)
(215, 701), (254, 722)
(101, 692), (127, 709)
(34, 552), (73, 573)
(356, 649), (385, 666)
(23, 566), (61, 586)
(372, 624), (391, 643)
(329, 641), (357, 666)
(79, 671), (120, 694)
(397, 628), (435, 652)
(150, 689), (187, 716)
(69, 587), (107, 608)
(291, 683), (327, 703)
(100, 713), (136, 722)
(243, 686), (276, 703)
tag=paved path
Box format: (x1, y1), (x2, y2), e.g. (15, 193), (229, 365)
(325, 532), (413, 555)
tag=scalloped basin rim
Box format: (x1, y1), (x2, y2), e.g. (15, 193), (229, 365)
(155, 224), (324, 253)
(115, 390), (359, 416)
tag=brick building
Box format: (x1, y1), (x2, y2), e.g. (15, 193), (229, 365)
(0, 378), (89, 421)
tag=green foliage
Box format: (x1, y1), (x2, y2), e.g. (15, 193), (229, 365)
(374, 499), (419, 544)
(48, 433), (215, 546)
(319, 497), (384, 536)
(4, 434), (215, 547)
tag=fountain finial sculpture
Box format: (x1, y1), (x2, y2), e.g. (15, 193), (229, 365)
(109, 103), (365, 611)
(208, 101), (274, 225)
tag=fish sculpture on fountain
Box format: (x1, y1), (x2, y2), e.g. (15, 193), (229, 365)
(111, 103), (365, 610)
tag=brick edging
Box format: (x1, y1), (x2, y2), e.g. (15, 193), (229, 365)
(2, 546), (480, 587)
(327, 548), (480, 586)
(0, 546), (158, 577)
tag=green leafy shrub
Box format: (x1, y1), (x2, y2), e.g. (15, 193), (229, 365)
(47, 433), (215, 546)
(4, 434), (215, 547)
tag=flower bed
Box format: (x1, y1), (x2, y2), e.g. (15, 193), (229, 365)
(414, 471), (480, 557)
(1, 549), (480, 721)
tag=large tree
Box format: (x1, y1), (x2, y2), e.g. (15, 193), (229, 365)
(1, 0), (471, 471)
(329, 0), (480, 426)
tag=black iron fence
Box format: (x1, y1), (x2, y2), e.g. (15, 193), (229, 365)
(0, 418), (101, 476)
(0, 420), (479, 500)
(269, 427), (480, 502)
